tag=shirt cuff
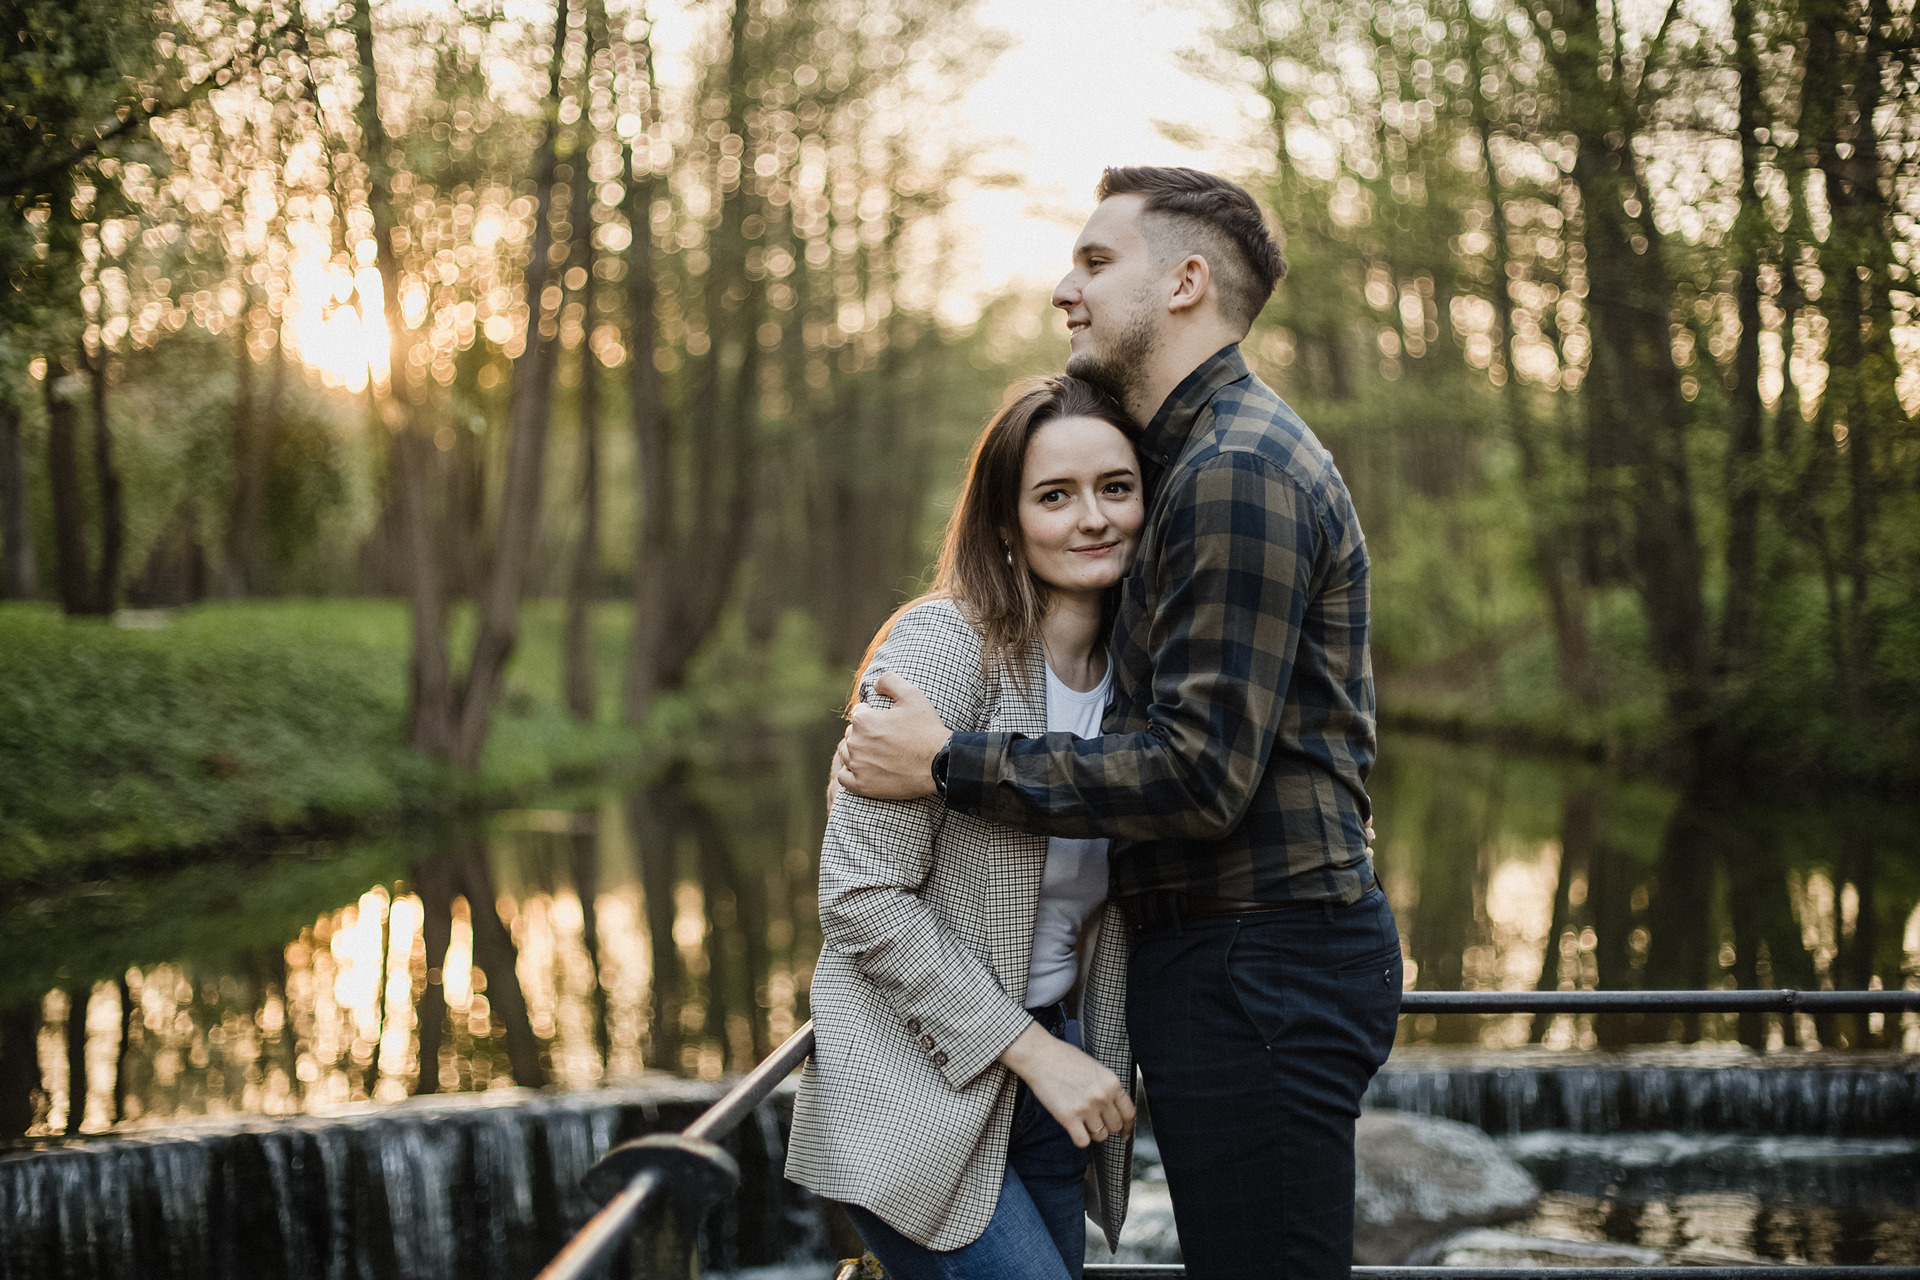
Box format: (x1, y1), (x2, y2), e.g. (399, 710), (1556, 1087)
(941, 730), (1011, 821)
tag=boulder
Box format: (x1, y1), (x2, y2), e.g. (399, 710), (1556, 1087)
(1085, 1180), (1181, 1265)
(1088, 1114), (1538, 1265)
(1353, 1111), (1540, 1263)
(1414, 1229), (1773, 1267)
(1413, 1230), (1664, 1266)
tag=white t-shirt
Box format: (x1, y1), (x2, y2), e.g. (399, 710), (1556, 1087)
(1023, 656), (1114, 1009)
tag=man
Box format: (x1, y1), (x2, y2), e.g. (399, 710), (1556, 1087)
(833, 165), (1400, 1277)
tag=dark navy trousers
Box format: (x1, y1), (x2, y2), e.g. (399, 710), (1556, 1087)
(1127, 886), (1402, 1279)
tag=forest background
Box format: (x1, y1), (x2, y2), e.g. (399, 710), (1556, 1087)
(2, 0), (1916, 885)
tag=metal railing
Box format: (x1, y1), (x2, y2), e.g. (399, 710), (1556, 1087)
(536, 989), (1920, 1280)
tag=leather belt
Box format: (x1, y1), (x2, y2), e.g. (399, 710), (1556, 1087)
(1120, 889), (1323, 930)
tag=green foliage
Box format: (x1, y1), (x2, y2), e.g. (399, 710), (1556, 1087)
(0, 600), (636, 884)
(1192, 0), (1919, 787)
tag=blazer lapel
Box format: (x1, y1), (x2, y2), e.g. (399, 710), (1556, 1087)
(1006, 641), (1048, 737)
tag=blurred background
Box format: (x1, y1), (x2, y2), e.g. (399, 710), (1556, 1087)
(1, 0), (1917, 1257)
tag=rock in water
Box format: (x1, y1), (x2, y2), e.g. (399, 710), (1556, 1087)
(1353, 1111), (1540, 1263)
(1413, 1230), (1663, 1266)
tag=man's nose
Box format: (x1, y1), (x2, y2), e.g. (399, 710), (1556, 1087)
(1052, 273), (1078, 310)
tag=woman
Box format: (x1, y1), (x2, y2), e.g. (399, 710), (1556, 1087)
(786, 375), (1143, 1280)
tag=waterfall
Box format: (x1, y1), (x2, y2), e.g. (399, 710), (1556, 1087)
(0, 1083), (818, 1280)
(1366, 1049), (1920, 1137)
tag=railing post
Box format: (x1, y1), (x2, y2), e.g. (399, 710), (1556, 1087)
(583, 1134), (742, 1279)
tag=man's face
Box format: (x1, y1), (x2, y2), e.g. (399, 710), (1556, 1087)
(1054, 195), (1165, 402)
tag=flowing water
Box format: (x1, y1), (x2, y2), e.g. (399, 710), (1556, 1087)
(3, 731), (1917, 1269)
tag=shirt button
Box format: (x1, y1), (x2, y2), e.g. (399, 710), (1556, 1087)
(920, 1034), (935, 1050)
(932, 1051), (949, 1067)
(907, 1018), (922, 1034)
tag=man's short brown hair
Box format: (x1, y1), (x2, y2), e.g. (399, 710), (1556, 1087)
(1095, 166), (1286, 333)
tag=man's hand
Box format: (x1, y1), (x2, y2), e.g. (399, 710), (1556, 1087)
(998, 1022), (1136, 1148)
(833, 672), (950, 800)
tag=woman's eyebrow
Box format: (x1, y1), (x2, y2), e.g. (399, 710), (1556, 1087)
(1029, 466), (1137, 491)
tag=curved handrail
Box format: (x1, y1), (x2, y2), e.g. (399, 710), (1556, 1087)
(533, 1021), (816, 1280)
(534, 990), (1920, 1279)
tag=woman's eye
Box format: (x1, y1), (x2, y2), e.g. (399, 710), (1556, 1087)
(1040, 489), (1067, 504)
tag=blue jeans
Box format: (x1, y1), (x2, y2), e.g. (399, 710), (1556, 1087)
(841, 1075), (1092, 1280)
(1128, 887), (1402, 1279)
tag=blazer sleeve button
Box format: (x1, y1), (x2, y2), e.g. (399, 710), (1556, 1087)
(920, 1034), (936, 1050)
(932, 1051), (948, 1067)
(907, 1018), (922, 1034)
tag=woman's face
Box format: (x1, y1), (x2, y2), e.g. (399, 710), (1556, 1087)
(1014, 415), (1144, 598)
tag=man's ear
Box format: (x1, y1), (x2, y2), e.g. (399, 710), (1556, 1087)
(1166, 254), (1212, 317)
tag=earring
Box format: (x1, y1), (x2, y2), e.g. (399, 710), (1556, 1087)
(1005, 550), (1013, 566)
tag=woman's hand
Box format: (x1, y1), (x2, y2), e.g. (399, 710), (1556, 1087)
(997, 1022), (1136, 1148)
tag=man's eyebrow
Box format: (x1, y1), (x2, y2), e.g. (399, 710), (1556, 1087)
(1074, 240), (1118, 259)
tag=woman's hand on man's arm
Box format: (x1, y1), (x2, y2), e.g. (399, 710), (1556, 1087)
(997, 1022), (1136, 1148)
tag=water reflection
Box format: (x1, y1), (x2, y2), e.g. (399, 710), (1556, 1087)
(2, 733), (1917, 1137)
(0, 763), (829, 1136)
(1371, 737), (1920, 1052)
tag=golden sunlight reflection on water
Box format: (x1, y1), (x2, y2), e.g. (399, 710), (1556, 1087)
(18, 741), (1920, 1137)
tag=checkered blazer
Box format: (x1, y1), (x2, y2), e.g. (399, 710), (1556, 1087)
(785, 597), (1135, 1252)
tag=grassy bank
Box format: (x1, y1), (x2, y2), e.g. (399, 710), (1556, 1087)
(0, 600), (642, 885)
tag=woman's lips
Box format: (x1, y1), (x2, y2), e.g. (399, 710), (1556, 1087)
(1070, 541), (1119, 556)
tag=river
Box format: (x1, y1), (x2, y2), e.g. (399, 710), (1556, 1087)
(2, 731), (1916, 1262)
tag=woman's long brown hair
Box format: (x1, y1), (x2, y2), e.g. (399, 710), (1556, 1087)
(846, 374), (1139, 714)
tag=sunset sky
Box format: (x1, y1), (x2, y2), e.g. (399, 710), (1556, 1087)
(945, 0), (1256, 309)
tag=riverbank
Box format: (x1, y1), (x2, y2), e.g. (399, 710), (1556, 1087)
(0, 600), (643, 886)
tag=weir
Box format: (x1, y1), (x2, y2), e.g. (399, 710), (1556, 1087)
(0, 1083), (818, 1280)
(5, 1022), (1918, 1276)
(1364, 1048), (1920, 1137)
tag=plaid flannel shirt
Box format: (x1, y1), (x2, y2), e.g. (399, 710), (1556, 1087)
(944, 345), (1378, 902)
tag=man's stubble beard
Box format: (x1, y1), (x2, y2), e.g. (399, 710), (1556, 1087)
(1065, 287), (1161, 409)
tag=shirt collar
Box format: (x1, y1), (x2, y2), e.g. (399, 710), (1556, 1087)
(1136, 344), (1251, 468)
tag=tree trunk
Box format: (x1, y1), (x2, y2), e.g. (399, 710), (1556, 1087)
(564, 146), (601, 723)
(350, 0), (454, 756)
(621, 103), (672, 725)
(623, 0), (760, 725)
(1720, 0), (1767, 674)
(43, 356), (95, 615)
(569, 815), (611, 1070)
(224, 315), (283, 596)
(0, 1001), (39, 1139)
(1469, 26), (1596, 705)
(442, 0), (574, 769)
(0, 394), (36, 599)
(454, 838), (547, 1088)
(411, 852), (456, 1094)
(64, 987), (88, 1134)
(114, 973), (134, 1122)
(1551, 0), (1711, 747)
(353, 0), (571, 770)
(81, 341), (122, 615)
(1804, 0), (1896, 726)
(627, 783), (684, 1071)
